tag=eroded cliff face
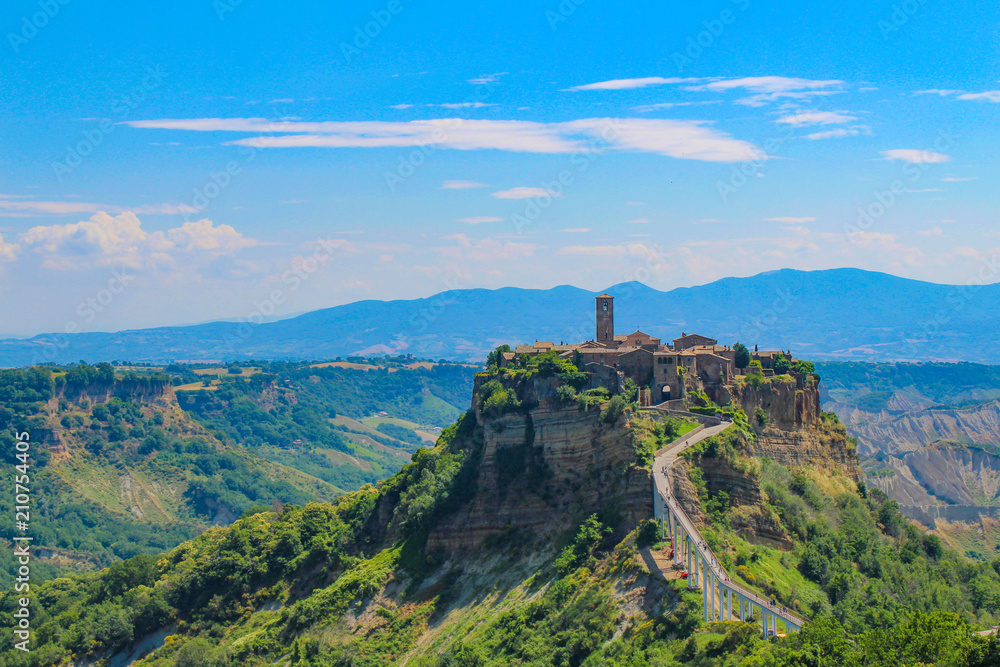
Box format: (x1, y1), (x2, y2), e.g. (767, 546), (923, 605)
(426, 376), (651, 553)
(676, 376), (860, 548)
(730, 378), (860, 480)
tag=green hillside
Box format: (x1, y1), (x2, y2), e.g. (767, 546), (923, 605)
(5, 375), (1000, 666)
(0, 359), (476, 587)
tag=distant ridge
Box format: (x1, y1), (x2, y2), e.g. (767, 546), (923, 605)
(2, 268), (998, 367)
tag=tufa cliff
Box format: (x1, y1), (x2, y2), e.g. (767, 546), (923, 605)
(423, 373), (652, 552)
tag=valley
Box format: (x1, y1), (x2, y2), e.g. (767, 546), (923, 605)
(0, 358), (475, 587)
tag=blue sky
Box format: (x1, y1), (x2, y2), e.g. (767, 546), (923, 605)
(1, 0), (998, 336)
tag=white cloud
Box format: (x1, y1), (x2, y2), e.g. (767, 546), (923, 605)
(763, 217), (815, 223)
(0, 234), (18, 262)
(19, 211), (258, 270)
(560, 228), (590, 233)
(565, 77), (702, 91)
(557, 245), (629, 257)
(957, 91), (1000, 103)
(437, 234), (535, 262)
(805, 127), (869, 140)
(880, 149), (950, 164)
(390, 104), (414, 109)
(628, 218), (650, 224)
(457, 216), (503, 224)
(125, 117), (766, 163)
(0, 198), (110, 217)
(913, 89), (962, 97)
(0, 196), (197, 218)
(467, 72), (507, 85)
(686, 76), (844, 106)
(941, 176), (977, 182)
(776, 111), (857, 126)
(130, 202), (200, 215)
(918, 227), (943, 237)
(166, 219), (256, 254)
(491, 187), (558, 199)
(632, 101), (723, 113)
(435, 102), (494, 109)
(562, 118), (766, 162)
(442, 180), (486, 189)
(692, 77), (843, 93)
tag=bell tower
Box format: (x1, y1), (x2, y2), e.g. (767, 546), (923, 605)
(596, 293), (614, 342)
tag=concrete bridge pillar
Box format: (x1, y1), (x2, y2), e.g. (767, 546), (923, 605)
(710, 572), (716, 621)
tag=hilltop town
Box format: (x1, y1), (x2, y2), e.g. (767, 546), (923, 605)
(501, 293), (797, 406)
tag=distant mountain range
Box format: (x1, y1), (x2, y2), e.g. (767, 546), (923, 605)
(3, 267), (999, 366)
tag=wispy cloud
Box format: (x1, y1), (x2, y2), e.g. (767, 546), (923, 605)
(805, 127), (869, 140)
(632, 101), (723, 113)
(457, 216), (503, 224)
(776, 111), (856, 126)
(941, 176), (977, 182)
(467, 72), (507, 85)
(559, 227), (590, 233)
(564, 77), (703, 91)
(913, 89), (963, 97)
(128, 117), (766, 163)
(442, 180), (486, 189)
(0, 196), (196, 218)
(880, 149), (950, 164)
(491, 187), (557, 200)
(957, 91), (1000, 103)
(764, 216), (815, 223)
(685, 76), (844, 106)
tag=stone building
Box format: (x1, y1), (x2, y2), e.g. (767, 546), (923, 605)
(502, 293), (798, 407)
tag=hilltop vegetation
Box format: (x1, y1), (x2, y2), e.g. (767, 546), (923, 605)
(0, 359), (475, 586)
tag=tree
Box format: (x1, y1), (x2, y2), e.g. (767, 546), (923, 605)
(773, 353), (792, 374)
(486, 344), (511, 369)
(734, 342), (750, 370)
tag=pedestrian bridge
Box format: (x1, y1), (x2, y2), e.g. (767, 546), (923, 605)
(648, 417), (808, 636)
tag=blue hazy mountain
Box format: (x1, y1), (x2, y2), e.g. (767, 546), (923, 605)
(2, 268), (997, 366)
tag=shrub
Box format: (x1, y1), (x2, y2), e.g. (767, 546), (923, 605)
(600, 394), (627, 424)
(555, 384), (578, 404)
(755, 407), (768, 427)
